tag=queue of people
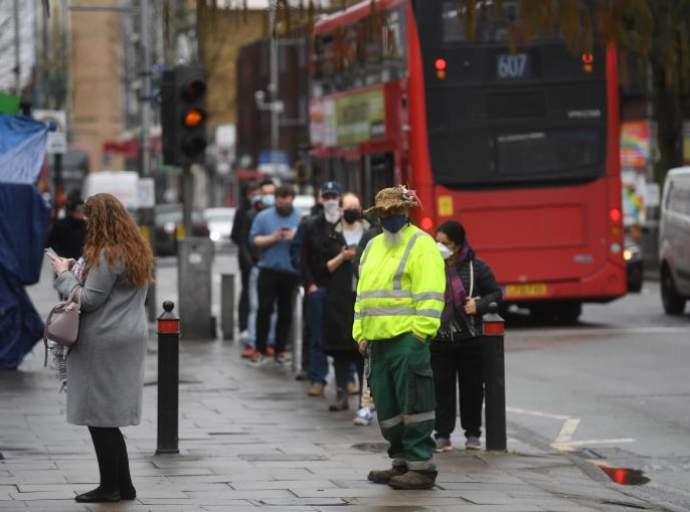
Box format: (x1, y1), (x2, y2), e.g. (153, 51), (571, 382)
(232, 181), (503, 485)
(44, 182), (503, 502)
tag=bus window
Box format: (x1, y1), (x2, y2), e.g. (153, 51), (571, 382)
(441, 1), (522, 44)
(495, 130), (603, 179)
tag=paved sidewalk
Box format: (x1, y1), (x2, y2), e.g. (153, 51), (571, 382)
(0, 336), (661, 512)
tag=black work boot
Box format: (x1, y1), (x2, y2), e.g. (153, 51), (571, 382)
(367, 465), (407, 484)
(389, 470), (437, 490)
(328, 388), (349, 412)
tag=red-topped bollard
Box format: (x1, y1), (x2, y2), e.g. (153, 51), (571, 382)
(483, 302), (507, 451)
(157, 301), (180, 454)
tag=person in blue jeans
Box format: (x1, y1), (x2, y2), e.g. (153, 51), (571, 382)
(248, 185), (302, 366)
(238, 179), (277, 358)
(299, 182), (344, 397)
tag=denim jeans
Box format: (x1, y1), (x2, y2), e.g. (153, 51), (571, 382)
(306, 288), (328, 385)
(247, 266), (275, 349)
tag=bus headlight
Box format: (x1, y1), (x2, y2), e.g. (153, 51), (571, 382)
(623, 249), (632, 261)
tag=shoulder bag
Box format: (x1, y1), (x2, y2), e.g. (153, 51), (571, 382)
(43, 287), (82, 367)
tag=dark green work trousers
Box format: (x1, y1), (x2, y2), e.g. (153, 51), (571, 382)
(368, 333), (437, 473)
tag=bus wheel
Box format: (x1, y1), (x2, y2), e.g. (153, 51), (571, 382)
(557, 302), (582, 324)
(661, 267), (687, 315)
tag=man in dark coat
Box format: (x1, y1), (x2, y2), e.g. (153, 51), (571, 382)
(300, 181), (343, 397)
(46, 194), (86, 260)
(230, 181), (261, 339)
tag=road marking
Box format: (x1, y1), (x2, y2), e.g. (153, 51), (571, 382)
(508, 406), (635, 451)
(507, 406), (569, 420)
(555, 418), (580, 444)
(554, 438), (635, 448)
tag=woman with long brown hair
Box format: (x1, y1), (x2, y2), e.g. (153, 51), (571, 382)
(47, 193), (153, 503)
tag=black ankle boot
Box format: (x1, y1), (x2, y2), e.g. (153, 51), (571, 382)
(75, 487), (121, 503)
(120, 486), (137, 500)
(329, 389), (349, 412)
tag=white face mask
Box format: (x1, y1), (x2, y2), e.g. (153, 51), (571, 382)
(324, 199), (341, 223)
(437, 242), (453, 260)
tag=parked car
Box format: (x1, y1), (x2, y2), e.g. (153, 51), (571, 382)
(155, 204), (209, 257)
(624, 236), (643, 293)
(659, 167), (690, 315)
(204, 207), (236, 246)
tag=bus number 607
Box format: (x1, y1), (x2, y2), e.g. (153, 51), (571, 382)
(497, 53), (529, 79)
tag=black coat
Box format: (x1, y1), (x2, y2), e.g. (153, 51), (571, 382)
(433, 250), (502, 345)
(322, 221), (369, 354)
(46, 217), (86, 260)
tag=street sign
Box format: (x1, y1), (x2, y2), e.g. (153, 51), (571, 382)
(137, 177), (156, 208)
(0, 93), (20, 114)
(33, 109), (68, 154)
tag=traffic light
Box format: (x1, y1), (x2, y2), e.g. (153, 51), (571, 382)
(161, 65), (207, 166)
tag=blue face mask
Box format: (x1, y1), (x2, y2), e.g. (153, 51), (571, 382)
(380, 214), (408, 233)
(262, 194), (275, 207)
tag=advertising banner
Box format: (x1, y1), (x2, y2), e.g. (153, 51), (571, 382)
(335, 88), (385, 146)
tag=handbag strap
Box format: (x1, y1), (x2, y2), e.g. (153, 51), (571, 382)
(67, 286), (82, 310)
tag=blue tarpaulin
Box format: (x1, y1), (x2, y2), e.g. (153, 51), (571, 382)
(0, 114), (50, 369)
(0, 114), (48, 185)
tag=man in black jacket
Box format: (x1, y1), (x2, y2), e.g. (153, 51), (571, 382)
(47, 194), (86, 260)
(300, 181), (342, 397)
(230, 181), (261, 340)
(238, 179), (277, 357)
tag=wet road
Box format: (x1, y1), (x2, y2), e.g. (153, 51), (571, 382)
(505, 283), (690, 510)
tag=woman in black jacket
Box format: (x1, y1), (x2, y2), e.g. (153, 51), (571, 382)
(322, 193), (370, 412)
(432, 220), (502, 452)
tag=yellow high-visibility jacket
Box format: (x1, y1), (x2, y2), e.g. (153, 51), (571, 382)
(353, 224), (446, 343)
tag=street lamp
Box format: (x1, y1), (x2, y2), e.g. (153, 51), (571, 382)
(254, 89), (284, 176)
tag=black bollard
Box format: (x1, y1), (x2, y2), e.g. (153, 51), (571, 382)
(157, 301), (180, 454)
(483, 302), (507, 451)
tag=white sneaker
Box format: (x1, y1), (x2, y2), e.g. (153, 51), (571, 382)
(247, 354), (271, 367)
(465, 436), (481, 450)
(239, 330), (249, 343)
(435, 437), (453, 453)
(353, 407), (374, 426)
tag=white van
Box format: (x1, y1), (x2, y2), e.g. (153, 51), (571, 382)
(659, 167), (690, 315)
(83, 171), (139, 210)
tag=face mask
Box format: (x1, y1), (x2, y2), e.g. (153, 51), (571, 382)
(251, 195), (262, 206)
(276, 205), (294, 217)
(343, 208), (361, 224)
(380, 215), (408, 234)
(262, 194), (275, 207)
(324, 199), (341, 223)
(437, 242), (454, 260)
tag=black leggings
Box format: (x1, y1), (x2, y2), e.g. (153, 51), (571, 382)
(430, 341), (484, 439)
(88, 427), (135, 495)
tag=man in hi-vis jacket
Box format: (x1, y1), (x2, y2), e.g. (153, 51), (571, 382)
(354, 186), (445, 490)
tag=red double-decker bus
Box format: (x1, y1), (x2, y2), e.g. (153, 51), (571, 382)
(309, 0), (626, 321)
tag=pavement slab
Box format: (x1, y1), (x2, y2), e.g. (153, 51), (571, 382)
(0, 325), (663, 511)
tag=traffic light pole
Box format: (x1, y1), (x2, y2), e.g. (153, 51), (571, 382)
(182, 164), (193, 237)
(140, 0), (157, 322)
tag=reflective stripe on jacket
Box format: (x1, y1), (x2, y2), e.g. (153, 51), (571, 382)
(353, 224), (446, 342)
